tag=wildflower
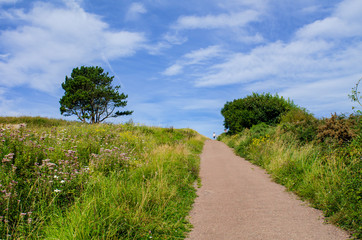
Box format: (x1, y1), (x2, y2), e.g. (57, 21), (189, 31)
(28, 218), (32, 224)
(60, 180), (65, 183)
(54, 175), (59, 179)
(54, 189), (61, 193)
(42, 159), (50, 164)
(47, 162), (57, 167)
(20, 213), (27, 216)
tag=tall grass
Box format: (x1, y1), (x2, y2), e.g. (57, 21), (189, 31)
(219, 122), (361, 239)
(0, 117), (206, 239)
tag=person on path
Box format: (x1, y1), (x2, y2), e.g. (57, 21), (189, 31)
(212, 132), (216, 139)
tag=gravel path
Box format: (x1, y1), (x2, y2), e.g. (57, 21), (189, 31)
(187, 140), (350, 240)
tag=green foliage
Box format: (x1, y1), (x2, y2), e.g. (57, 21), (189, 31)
(0, 117), (206, 239)
(349, 77), (362, 114)
(280, 108), (318, 143)
(59, 66), (132, 124)
(220, 116), (362, 238)
(250, 122), (274, 139)
(0, 116), (74, 127)
(221, 93), (296, 134)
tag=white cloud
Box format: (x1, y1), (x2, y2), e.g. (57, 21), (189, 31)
(174, 10), (260, 30)
(163, 64), (183, 76)
(296, 0), (362, 39)
(279, 74), (358, 116)
(63, 0), (84, 9)
(194, 40), (335, 87)
(237, 33), (264, 43)
(216, 0), (267, 12)
(0, 0), (19, 5)
(163, 32), (188, 45)
(0, 2), (146, 93)
(184, 45), (223, 64)
(163, 45), (224, 76)
(126, 2), (147, 21)
(0, 53), (9, 59)
(0, 87), (22, 116)
(194, 0), (362, 88)
(145, 32), (188, 55)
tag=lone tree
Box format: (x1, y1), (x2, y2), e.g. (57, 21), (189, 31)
(60, 66), (132, 123)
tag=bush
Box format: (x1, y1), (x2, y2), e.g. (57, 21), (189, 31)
(317, 114), (356, 145)
(250, 122), (274, 139)
(280, 108), (318, 143)
(221, 93), (296, 134)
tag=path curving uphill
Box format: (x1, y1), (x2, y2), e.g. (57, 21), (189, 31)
(187, 140), (350, 240)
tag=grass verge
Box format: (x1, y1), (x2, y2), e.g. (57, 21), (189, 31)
(219, 125), (361, 239)
(0, 117), (206, 239)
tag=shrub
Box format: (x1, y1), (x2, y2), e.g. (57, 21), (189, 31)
(317, 114), (356, 145)
(250, 122), (274, 139)
(280, 108), (318, 143)
(221, 93), (296, 134)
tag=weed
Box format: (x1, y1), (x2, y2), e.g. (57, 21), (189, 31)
(0, 117), (206, 239)
(220, 118), (361, 238)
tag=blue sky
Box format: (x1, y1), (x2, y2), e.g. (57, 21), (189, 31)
(0, 0), (361, 137)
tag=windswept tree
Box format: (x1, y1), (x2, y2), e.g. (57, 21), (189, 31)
(60, 66), (132, 123)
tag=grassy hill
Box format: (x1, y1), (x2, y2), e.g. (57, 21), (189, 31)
(0, 117), (207, 239)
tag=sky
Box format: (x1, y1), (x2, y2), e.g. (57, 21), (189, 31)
(0, 0), (361, 137)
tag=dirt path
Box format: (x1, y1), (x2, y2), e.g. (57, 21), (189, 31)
(187, 140), (350, 240)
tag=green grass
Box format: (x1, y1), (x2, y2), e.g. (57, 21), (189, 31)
(219, 125), (361, 239)
(0, 116), (206, 239)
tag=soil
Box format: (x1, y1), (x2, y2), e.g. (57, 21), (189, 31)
(187, 140), (350, 240)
